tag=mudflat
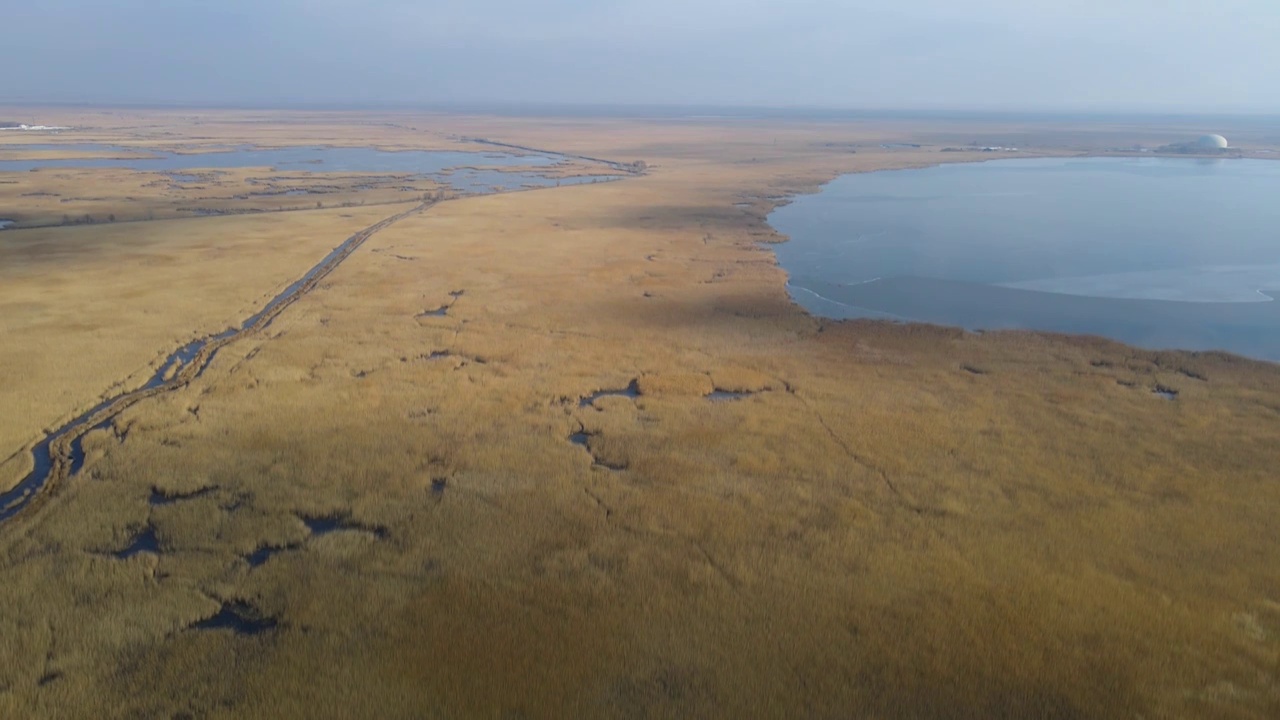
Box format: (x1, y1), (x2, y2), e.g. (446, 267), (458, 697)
(1, 109), (1278, 719)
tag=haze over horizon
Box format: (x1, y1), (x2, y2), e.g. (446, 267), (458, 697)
(4, 0), (1279, 113)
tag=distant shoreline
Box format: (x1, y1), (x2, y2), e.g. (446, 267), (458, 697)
(2, 101), (1279, 123)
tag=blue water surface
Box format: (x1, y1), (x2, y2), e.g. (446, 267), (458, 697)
(769, 157), (1280, 359)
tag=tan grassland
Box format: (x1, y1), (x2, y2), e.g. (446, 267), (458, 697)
(0, 162), (445, 228)
(0, 204), (417, 489)
(1, 109), (1279, 719)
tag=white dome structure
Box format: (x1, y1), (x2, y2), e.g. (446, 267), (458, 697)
(1196, 134), (1229, 149)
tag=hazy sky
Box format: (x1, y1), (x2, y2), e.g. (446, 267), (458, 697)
(5, 0), (1278, 112)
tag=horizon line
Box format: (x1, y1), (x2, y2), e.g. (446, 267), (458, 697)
(2, 100), (1279, 120)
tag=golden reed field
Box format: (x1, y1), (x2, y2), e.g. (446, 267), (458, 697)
(1, 108), (1279, 718)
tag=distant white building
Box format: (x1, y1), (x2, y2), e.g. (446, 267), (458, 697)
(1159, 134), (1232, 154)
(1196, 134), (1229, 150)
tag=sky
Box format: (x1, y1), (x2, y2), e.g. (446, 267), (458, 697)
(4, 0), (1278, 112)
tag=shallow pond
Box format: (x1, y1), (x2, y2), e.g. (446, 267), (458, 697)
(0, 143), (616, 193)
(769, 157), (1280, 360)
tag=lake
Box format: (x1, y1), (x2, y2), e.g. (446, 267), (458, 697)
(768, 157), (1280, 360)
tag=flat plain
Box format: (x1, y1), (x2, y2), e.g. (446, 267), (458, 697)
(1, 108), (1279, 719)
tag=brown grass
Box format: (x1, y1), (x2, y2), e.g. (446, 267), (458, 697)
(1, 109), (1278, 719)
(0, 157), (443, 229)
(0, 203), (418, 489)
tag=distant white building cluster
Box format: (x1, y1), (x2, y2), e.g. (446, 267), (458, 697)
(940, 145), (1020, 153)
(0, 124), (72, 132)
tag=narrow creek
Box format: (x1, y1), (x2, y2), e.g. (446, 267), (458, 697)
(0, 202), (427, 522)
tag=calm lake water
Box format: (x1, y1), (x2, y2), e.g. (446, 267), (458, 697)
(0, 144), (616, 195)
(769, 157), (1280, 360)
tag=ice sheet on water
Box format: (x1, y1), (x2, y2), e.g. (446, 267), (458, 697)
(1000, 265), (1280, 304)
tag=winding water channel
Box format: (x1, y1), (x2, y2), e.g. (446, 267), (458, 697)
(0, 142), (632, 523)
(0, 202), (429, 522)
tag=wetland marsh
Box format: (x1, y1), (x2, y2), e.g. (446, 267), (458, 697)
(1, 110), (1278, 719)
(0, 142), (620, 229)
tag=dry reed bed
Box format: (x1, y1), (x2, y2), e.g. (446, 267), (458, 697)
(0, 204), (420, 490)
(0, 111), (1278, 718)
